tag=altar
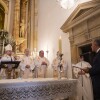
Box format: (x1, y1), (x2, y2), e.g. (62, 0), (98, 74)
(0, 78), (78, 100)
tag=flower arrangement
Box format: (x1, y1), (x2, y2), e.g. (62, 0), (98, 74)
(0, 30), (8, 40)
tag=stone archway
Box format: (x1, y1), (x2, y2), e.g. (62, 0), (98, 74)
(0, 0), (8, 13)
(0, 4), (5, 29)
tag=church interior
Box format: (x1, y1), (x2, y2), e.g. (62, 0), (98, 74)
(0, 0), (100, 100)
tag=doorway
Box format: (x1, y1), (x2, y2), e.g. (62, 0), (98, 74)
(79, 44), (95, 65)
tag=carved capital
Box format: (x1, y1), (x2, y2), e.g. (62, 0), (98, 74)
(69, 36), (74, 44)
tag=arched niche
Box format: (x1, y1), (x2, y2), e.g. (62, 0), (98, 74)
(0, 0), (8, 30)
(0, 4), (5, 29)
(0, 0), (9, 56)
(0, 0), (8, 13)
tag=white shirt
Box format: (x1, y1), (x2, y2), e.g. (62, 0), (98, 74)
(96, 48), (100, 53)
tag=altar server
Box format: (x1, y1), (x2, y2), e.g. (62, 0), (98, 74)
(73, 55), (93, 100)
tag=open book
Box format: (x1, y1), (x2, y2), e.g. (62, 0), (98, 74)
(72, 64), (83, 69)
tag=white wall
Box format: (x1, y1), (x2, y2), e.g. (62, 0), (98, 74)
(37, 0), (92, 78)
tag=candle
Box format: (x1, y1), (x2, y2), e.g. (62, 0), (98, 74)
(59, 36), (62, 53)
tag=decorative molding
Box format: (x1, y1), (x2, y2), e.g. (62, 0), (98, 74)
(61, 0), (100, 33)
(0, 0), (8, 13)
(61, 0), (100, 63)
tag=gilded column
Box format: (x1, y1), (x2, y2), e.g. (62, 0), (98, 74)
(4, 13), (8, 31)
(30, 0), (35, 51)
(27, 0), (31, 49)
(33, 0), (38, 51)
(13, 0), (20, 53)
(13, 0), (20, 39)
(26, 0), (38, 51)
(7, 0), (15, 38)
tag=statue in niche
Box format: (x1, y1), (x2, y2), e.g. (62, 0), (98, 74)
(20, 19), (25, 38)
(19, 42), (25, 53)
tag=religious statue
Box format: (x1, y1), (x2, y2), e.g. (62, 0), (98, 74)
(20, 19), (25, 37)
(52, 51), (68, 78)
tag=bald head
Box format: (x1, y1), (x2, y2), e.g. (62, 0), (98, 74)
(24, 48), (30, 56)
(39, 50), (44, 57)
(91, 39), (100, 52)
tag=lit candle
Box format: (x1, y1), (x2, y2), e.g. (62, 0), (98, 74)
(59, 36), (62, 53)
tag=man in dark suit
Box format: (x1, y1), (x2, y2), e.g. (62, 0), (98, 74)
(82, 39), (100, 100)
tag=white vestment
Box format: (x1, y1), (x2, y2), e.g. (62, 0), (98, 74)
(34, 56), (49, 78)
(52, 57), (68, 78)
(73, 61), (93, 100)
(19, 55), (34, 79)
(0, 54), (15, 79)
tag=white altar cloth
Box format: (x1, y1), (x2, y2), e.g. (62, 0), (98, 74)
(0, 78), (77, 100)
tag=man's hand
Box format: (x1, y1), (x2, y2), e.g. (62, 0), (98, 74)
(41, 62), (47, 65)
(26, 65), (30, 68)
(78, 70), (85, 75)
(82, 67), (90, 73)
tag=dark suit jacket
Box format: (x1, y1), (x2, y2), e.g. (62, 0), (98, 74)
(89, 50), (100, 99)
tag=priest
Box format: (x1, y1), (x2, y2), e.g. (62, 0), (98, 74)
(19, 48), (35, 79)
(34, 50), (49, 78)
(73, 55), (93, 100)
